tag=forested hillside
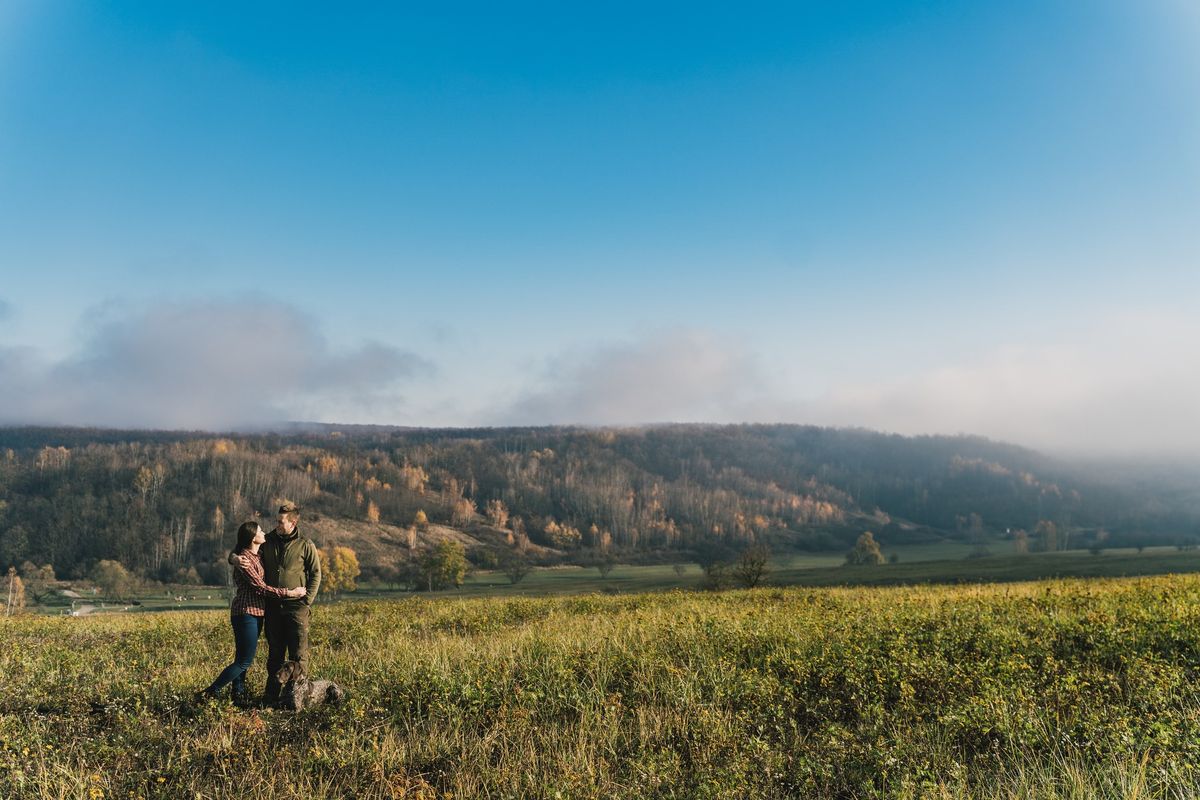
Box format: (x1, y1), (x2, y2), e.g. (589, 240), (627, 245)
(0, 424), (1193, 582)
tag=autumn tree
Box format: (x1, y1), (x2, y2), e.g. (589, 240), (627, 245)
(134, 466), (155, 504)
(413, 509), (429, 530)
(1013, 529), (1029, 555)
(332, 546), (360, 593)
(366, 500), (380, 524)
(319, 550), (339, 595)
(845, 532), (885, 566)
(318, 546), (361, 596)
(92, 560), (134, 600)
(485, 499), (509, 529)
(511, 517), (529, 552)
(400, 463), (428, 493)
(451, 497), (477, 527)
(541, 519), (582, 550)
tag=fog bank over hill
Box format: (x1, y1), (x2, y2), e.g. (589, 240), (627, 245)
(496, 312), (1199, 460)
(1, 298), (1196, 459)
(798, 311), (1200, 460)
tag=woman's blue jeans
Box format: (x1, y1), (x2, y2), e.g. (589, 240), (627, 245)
(205, 613), (263, 697)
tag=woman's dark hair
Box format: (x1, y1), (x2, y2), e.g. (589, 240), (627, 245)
(233, 521), (261, 555)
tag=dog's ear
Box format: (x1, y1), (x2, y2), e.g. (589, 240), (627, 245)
(275, 662), (295, 683)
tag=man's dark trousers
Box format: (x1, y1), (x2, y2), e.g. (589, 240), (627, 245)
(264, 599), (311, 701)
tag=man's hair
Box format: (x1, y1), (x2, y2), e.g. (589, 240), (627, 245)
(278, 501), (300, 522)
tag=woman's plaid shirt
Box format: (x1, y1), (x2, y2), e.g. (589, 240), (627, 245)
(231, 551), (292, 616)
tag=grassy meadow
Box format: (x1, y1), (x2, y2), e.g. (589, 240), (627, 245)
(5, 574), (1200, 799)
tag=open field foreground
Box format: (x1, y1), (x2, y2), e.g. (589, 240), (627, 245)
(4, 578), (1200, 800)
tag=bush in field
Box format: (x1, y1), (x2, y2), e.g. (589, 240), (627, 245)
(845, 531), (885, 565)
(694, 541), (734, 589)
(967, 544), (993, 559)
(586, 549), (616, 579)
(499, 552), (531, 585)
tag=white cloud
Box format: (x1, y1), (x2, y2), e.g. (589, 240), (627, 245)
(501, 329), (771, 426)
(0, 299), (433, 430)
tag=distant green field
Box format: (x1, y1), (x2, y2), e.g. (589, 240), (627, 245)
(5, 575), (1200, 798)
(772, 548), (1200, 586)
(392, 544), (1200, 600)
(33, 544), (1200, 614)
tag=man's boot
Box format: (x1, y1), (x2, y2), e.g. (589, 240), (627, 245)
(262, 676), (281, 708)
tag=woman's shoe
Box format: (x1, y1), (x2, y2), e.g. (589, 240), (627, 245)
(192, 688), (219, 704)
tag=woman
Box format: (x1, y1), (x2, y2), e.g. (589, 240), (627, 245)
(196, 521), (305, 704)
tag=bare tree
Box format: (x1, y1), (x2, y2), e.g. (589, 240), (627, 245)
(501, 553), (531, 585)
(732, 543), (770, 588)
(595, 551), (617, 579)
(4, 567), (25, 616)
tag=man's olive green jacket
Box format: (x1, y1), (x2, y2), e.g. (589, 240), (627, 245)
(261, 528), (321, 606)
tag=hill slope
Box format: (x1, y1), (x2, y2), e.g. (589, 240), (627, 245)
(0, 423), (1193, 580)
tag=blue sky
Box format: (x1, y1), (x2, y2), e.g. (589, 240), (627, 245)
(1, 1), (1198, 454)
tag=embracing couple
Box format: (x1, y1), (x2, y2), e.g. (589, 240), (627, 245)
(197, 501), (321, 707)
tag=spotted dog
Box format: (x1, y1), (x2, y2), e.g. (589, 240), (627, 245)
(273, 661), (347, 711)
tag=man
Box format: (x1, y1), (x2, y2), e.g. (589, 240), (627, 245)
(259, 501), (321, 704)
